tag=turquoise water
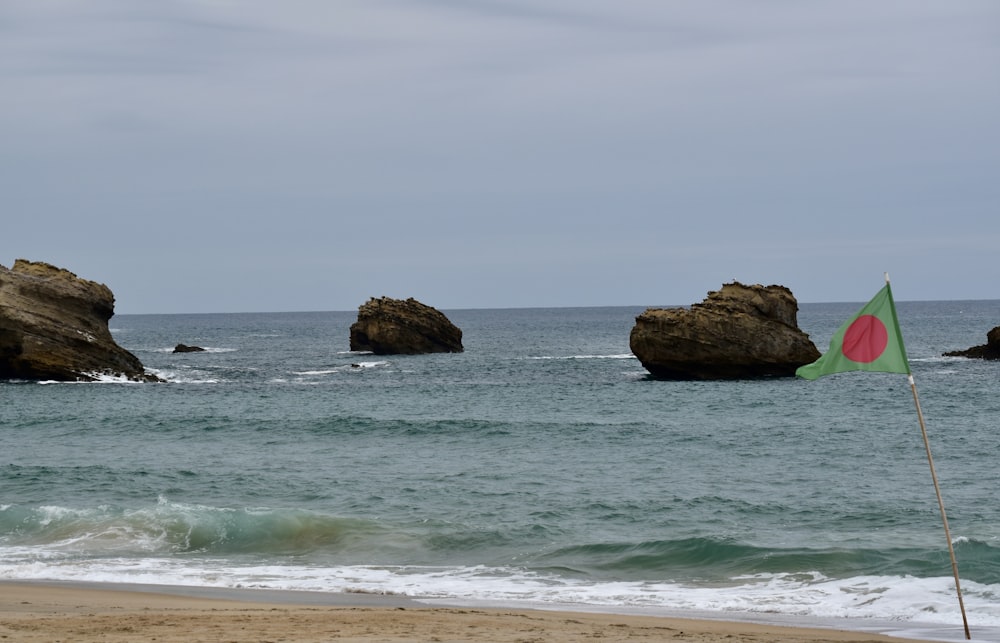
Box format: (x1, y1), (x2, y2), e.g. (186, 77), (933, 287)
(2, 302), (999, 638)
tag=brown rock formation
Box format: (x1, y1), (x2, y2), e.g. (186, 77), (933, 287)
(0, 259), (159, 381)
(943, 326), (1000, 360)
(173, 344), (206, 353)
(350, 297), (463, 355)
(629, 282), (820, 380)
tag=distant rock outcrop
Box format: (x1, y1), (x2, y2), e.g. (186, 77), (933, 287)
(629, 282), (820, 380)
(349, 297), (463, 355)
(173, 344), (206, 353)
(943, 326), (1000, 360)
(0, 259), (159, 382)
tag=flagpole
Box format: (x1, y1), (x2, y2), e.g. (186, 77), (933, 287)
(908, 373), (971, 640)
(885, 273), (970, 638)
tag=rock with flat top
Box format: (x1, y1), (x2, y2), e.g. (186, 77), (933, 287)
(629, 282), (820, 379)
(0, 259), (159, 381)
(350, 297), (463, 355)
(173, 344), (206, 353)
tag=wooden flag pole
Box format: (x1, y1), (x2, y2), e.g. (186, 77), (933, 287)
(908, 374), (971, 639)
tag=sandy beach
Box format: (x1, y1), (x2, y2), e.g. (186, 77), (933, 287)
(0, 582), (938, 643)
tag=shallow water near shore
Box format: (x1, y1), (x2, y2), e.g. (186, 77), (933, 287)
(3, 301), (1000, 640)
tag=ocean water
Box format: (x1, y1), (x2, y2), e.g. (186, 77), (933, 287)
(2, 301), (1000, 640)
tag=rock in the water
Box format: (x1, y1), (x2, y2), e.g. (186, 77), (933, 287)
(350, 297), (463, 355)
(173, 344), (206, 353)
(943, 326), (1000, 360)
(0, 259), (159, 382)
(629, 282), (820, 380)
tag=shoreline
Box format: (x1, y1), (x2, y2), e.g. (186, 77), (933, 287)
(0, 580), (962, 642)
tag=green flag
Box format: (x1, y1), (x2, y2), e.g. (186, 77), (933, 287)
(796, 282), (910, 380)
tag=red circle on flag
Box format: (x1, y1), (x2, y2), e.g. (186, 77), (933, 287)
(841, 315), (888, 363)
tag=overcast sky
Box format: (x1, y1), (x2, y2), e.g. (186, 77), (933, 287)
(2, 1), (998, 314)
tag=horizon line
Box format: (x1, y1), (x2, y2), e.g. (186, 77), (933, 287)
(113, 297), (999, 317)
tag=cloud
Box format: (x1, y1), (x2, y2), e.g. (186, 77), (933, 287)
(1, 1), (998, 312)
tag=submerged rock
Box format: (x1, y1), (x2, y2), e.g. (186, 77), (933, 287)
(173, 344), (206, 353)
(350, 297), (463, 355)
(943, 326), (1000, 360)
(0, 259), (159, 382)
(629, 282), (820, 380)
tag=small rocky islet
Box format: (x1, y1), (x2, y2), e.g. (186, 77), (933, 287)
(349, 296), (463, 355)
(629, 282), (821, 380)
(943, 326), (1000, 360)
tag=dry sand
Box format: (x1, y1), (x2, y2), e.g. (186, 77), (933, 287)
(0, 582), (935, 643)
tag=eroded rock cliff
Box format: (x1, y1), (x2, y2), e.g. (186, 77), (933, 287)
(0, 259), (158, 381)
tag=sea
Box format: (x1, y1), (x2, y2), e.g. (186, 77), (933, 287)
(3, 301), (1000, 641)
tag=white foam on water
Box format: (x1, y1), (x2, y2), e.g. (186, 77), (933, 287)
(524, 354), (636, 360)
(291, 361), (389, 376)
(37, 373), (145, 384)
(3, 556), (998, 634)
(146, 369), (221, 384)
(152, 347), (237, 353)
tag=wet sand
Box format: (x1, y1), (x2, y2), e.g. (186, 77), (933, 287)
(0, 581), (939, 642)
